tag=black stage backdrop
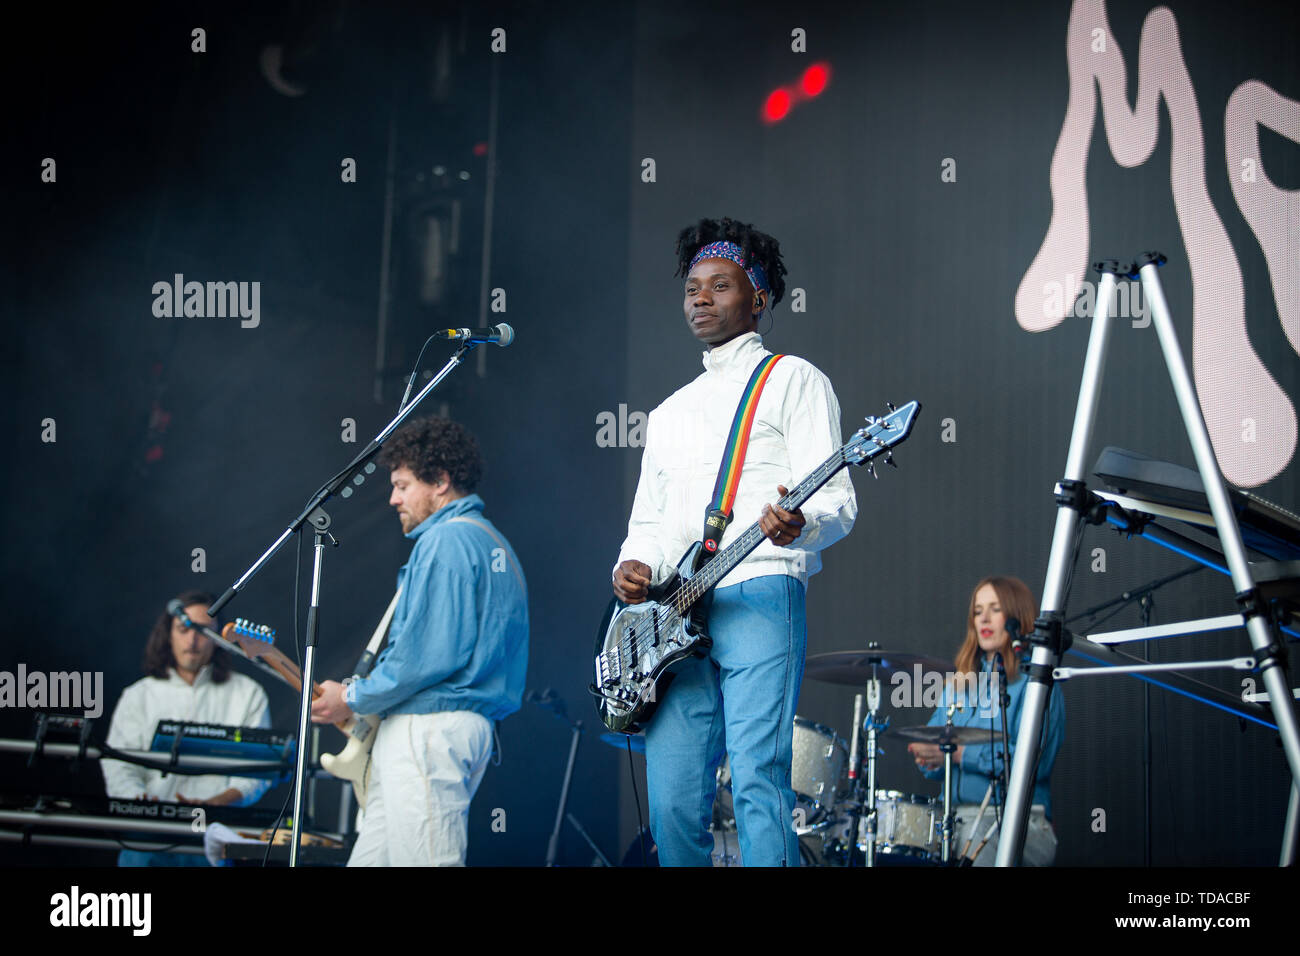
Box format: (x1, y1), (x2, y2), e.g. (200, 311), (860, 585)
(2, 0), (1296, 868)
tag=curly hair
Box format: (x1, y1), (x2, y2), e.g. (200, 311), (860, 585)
(674, 216), (789, 307)
(143, 589), (231, 683)
(377, 416), (483, 493)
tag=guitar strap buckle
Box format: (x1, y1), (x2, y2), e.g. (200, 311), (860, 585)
(698, 508), (732, 568)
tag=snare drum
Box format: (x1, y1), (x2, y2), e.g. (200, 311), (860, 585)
(857, 791), (940, 864)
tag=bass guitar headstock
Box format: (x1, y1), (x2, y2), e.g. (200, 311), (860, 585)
(844, 400), (921, 478)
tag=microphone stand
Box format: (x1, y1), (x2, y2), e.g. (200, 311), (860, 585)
(994, 653), (1011, 819)
(529, 691), (612, 866)
(208, 340), (480, 866)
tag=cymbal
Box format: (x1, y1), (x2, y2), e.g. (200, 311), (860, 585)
(805, 650), (954, 684)
(894, 725), (1005, 746)
(599, 732), (646, 754)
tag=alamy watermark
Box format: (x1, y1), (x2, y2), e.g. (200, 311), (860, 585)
(49, 886), (151, 935)
(152, 274), (261, 328)
(1041, 276), (1150, 326)
(890, 665), (1000, 718)
(0, 664), (103, 718)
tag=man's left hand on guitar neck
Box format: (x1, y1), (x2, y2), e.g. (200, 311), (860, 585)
(311, 680), (354, 725)
(760, 484), (806, 546)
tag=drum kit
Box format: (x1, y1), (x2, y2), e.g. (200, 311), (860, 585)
(715, 643), (1005, 867)
(606, 642), (1006, 867)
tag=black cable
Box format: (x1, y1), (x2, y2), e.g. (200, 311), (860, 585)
(260, 786), (296, 868)
(627, 736), (647, 866)
(397, 335), (439, 415)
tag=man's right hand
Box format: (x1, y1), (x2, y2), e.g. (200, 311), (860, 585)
(613, 560), (653, 604)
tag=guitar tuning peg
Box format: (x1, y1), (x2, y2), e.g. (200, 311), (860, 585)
(885, 452), (897, 468)
(886, 401), (896, 412)
(867, 462), (878, 479)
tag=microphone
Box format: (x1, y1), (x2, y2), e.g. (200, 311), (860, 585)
(1003, 621), (1024, 658)
(166, 599), (193, 628)
(434, 324), (514, 347)
(1006, 618), (1028, 658)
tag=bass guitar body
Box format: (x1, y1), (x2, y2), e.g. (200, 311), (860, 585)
(594, 542), (715, 734)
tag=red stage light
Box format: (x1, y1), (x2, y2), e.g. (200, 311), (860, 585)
(801, 64), (829, 97)
(763, 88), (792, 123)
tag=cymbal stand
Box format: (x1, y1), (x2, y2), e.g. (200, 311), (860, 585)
(940, 704), (957, 864)
(848, 649), (887, 867)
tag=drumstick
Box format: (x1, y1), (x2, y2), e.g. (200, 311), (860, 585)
(970, 816), (1000, 861)
(960, 781), (995, 859)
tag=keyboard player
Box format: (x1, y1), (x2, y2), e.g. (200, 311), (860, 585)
(101, 590), (272, 866)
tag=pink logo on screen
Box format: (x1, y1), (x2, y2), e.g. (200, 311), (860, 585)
(1015, 0), (1299, 488)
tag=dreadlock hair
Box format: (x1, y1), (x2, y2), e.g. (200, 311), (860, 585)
(143, 589), (232, 683)
(377, 416), (483, 493)
(674, 216), (789, 307)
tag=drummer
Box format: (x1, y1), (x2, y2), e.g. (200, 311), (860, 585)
(907, 575), (1065, 865)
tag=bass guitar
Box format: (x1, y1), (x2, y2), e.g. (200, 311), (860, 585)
(592, 400), (920, 733)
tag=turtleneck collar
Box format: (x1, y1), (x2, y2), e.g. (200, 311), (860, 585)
(701, 331), (767, 378)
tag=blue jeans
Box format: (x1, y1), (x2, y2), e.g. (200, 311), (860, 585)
(644, 574), (806, 866)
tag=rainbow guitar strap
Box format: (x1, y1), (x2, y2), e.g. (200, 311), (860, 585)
(698, 353), (784, 567)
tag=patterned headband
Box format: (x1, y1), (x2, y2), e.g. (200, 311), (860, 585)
(688, 241), (770, 295)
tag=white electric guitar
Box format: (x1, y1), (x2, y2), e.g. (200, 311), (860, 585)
(317, 590), (400, 808)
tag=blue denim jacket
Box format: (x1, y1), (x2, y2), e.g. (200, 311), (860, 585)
(920, 658), (1065, 819)
(346, 495), (528, 721)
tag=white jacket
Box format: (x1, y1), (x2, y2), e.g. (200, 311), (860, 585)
(617, 332), (857, 590)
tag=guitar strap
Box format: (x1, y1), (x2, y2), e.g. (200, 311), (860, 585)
(352, 587), (402, 679)
(699, 353), (784, 565)
(448, 515), (527, 595)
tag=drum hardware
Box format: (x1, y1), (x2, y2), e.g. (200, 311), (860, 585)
(846, 644), (889, 866)
(804, 649), (956, 686)
(894, 710), (993, 863)
(894, 726), (1007, 747)
(807, 645), (958, 867)
(939, 706), (957, 863)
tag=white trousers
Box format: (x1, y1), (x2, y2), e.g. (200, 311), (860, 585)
(347, 711), (493, 867)
(952, 803), (1057, 867)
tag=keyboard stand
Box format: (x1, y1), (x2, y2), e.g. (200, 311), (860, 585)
(996, 254), (1300, 867)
